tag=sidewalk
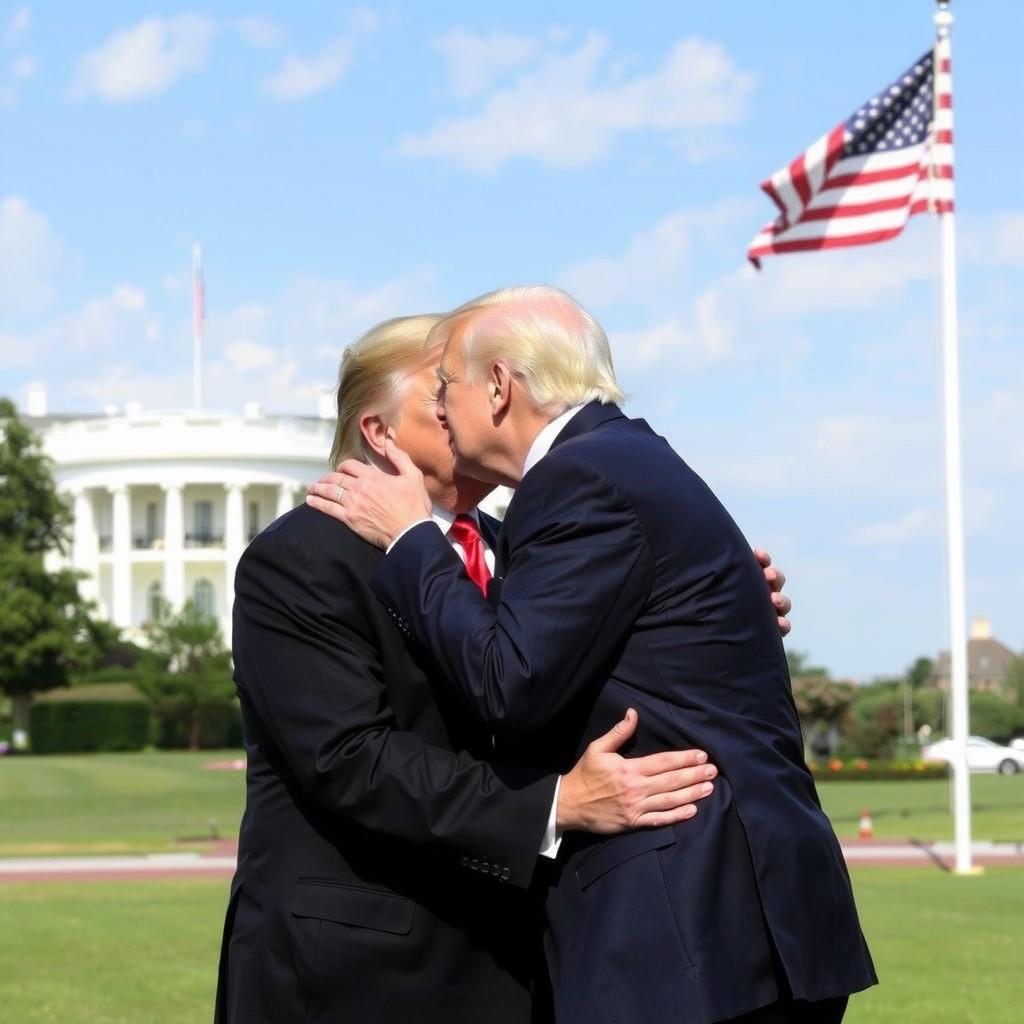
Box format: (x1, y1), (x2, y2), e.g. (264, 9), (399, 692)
(2, 839), (1023, 883)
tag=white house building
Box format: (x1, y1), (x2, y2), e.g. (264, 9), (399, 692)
(26, 386), (336, 645)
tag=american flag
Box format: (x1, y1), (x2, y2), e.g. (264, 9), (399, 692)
(747, 39), (953, 265)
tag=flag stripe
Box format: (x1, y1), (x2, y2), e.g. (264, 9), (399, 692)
(747, 45), (953, 265)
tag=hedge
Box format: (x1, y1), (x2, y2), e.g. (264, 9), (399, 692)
(30, 684), (151, 754)
(152, 701), (244, 750)
(809, 758), (949, 781)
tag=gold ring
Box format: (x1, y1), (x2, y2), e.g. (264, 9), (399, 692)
(335, 484), (345, 502)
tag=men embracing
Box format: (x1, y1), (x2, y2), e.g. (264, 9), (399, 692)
(311, 286), (876, 1024)
(216, 310), (795, 1024)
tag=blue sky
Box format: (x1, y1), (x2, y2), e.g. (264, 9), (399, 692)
(1, 1), (1021, 680)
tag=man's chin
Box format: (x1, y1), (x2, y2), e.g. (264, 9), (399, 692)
(453, 454), (502, 487)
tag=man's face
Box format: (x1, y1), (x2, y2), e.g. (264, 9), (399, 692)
(389, 353), (456, 498)
(436, 332), (500, 483)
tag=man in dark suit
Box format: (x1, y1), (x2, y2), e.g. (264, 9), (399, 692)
(315, 287), (876, 1024)
(216, 314), (737, 1024)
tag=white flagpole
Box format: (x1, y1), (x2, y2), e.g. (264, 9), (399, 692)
(933, 0), (975, 877)
(192, 242), (204, 411)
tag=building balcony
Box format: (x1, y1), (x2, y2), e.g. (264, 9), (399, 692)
(185, 532), (225, 549)
(133, 535), (165, 550)
(98, 534), (112, 552)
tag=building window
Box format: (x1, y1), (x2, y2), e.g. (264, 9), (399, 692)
(193, 578), (215, 619)
(147, 580), (164, 623)
(146, 502), (159, 545)
(194, 501), (213, 540)
(247, 500), (260, 541)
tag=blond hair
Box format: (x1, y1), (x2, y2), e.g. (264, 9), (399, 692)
(429, 285), (624, 415)
(329, 313), (443, 467)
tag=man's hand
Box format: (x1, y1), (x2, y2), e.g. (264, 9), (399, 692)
(754, 548), (791, 637)
(556, 709), (717, 834)
(306, 438), (432, 549)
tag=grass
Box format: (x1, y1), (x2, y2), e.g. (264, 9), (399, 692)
(4, 749), (1022, 856)
(0, 880), (227, 1024)
(846, 868), (1024, 1024)
(0, 749), (246, 856)
(817, 774), (1024, 842)
(0, 869), (1019, 1023)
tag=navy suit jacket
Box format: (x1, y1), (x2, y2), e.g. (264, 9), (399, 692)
(217, 505), (557, 1024)
(375, 402), (876, 1024)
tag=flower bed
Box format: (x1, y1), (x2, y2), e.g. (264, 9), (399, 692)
(808, 758), (948, 781)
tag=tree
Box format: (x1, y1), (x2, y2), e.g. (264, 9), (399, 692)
(138, 600), (235, 750)
(907, 656), (935, 690)
(791, 675), (855, 757)
(786, 650), (830, 679)
(1005, 657), (1024, 708)
(0, 399), (100, 737)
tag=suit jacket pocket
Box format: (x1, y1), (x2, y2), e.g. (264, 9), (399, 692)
(575, 824), (677, 890)
(290, 878), (415, 935)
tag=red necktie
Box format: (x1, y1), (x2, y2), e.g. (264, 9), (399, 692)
(448, 514), (492, 597)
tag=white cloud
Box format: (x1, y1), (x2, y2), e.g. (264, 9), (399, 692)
(399, 33), (755, 173)
(961, 211), (1024, 268)
(434, 28), (540, 99)
(71, 14), (215, 103)
(57, 285), (149, 350)
(4, 7), (30, 47)
(263, 9), (378, 100)
(0, 195), (63, 317)
(853, 507), (936, 545)
(611, 286), (736, 370)
(560, 200), (753, 305)
(226, 339), (276, 371)
(11, 259), (438, 414)
(233, 15), (284, 50)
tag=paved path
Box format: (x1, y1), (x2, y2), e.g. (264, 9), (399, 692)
(2, 839), (1022, 883)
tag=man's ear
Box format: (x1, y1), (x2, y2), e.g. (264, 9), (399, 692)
(489, 362), (513, 417)
(359, 413), (388, 461)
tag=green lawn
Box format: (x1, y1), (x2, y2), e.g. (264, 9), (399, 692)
(0, 869), (1019, 1023)
(817, 774), (1024, 842)
(0, 750), (246, 856)
(846, 868), (1024, 1024)
(2, 750), (1022, 856)
(0, 880), (227, 1024)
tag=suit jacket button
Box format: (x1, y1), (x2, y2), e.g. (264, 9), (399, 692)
(470, 859), (480, 871)
(500, 867), (511, 882)
(491, 864), (500, 877)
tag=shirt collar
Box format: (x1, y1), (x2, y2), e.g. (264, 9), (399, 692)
(431, 504), (479, 536)
(523, 404), (586, 478)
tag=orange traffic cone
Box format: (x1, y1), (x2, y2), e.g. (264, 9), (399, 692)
(858, 809), (873, 840)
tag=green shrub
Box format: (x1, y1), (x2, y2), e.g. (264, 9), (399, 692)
(30, 685), (151, 754)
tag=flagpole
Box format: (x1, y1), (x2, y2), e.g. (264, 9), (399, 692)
(192, 242), (204, 412)
(933, 0), (975, 877)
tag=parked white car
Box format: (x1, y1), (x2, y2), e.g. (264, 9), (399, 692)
(922, 736), (1024, 775)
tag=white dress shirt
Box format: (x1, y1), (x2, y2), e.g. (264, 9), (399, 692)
(390, 502), (562, 858)
(522, 403), (586, 478)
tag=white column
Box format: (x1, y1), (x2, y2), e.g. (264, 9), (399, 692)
(276, 481), (295, 519)
(110, 485), (132, 628)
(224, 483), (246, 635)
(71, 489), (99, 603)
(163, 484), (185, 612)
